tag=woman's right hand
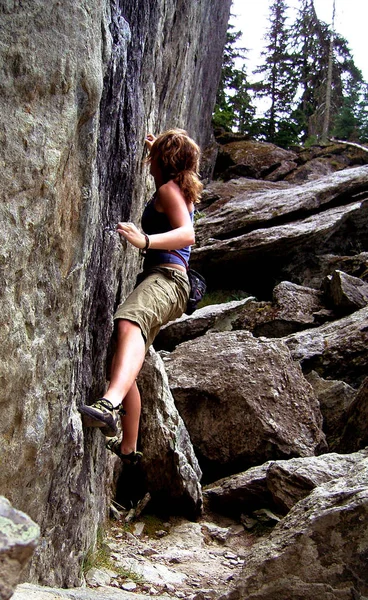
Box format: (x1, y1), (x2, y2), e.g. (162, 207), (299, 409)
(117, 222), (146, 249)
(145, 133), (156, 151)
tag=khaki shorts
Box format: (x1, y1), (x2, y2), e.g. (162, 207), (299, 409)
(114, 267), (190, 350)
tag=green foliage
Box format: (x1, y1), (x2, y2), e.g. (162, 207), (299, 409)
(332, 67), (368, 142)
(254, 0), (298, 145)
(139, 514), (170, 537)
(303, 135), (319, 148)
(332, 101), (360, 141)
(81, 524), (142, 583)
(194, 210), (205, 224)
(213, 0), (368, 147)
(82, 527), (110, 575)
(213, 23), (256, 133)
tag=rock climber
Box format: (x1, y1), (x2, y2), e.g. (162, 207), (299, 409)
(78, 128), (202, 464)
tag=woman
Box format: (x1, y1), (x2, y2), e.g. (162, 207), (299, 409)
(79, 129), (202, 463)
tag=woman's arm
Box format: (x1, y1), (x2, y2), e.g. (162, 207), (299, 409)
(117, 181), (194, 250)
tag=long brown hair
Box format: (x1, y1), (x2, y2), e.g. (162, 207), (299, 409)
(148, 129), (203, 204)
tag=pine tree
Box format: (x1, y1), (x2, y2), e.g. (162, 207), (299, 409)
(212, 23), (255, 133)
(213, 0), (368, 146)
(332, 61), (368, 142)
(355, 84), (368, 142)
(230, 65), (256, 134)
(289, 0), (367, 144)
(254, 0), (298, 146)
(291, 0), (331, 142)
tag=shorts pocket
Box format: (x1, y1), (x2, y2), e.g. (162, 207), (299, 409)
(154, 278), (177, 304)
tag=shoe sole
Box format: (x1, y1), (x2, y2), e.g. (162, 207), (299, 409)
(78, 406), (117, 437)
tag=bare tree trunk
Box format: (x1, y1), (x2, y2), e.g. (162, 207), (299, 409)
(321, 0), (335, 143)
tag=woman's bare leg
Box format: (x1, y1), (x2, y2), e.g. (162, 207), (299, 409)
(119, 381), (141, 454)
(103, 319), (145, 454)
(103, 319), (145, 407)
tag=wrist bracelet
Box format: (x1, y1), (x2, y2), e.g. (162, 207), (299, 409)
(143, 233), (150, 250)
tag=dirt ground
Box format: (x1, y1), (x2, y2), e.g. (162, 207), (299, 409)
(94, 504), (265, 599)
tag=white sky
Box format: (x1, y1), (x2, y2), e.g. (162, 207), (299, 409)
(230, 0), (368, 82)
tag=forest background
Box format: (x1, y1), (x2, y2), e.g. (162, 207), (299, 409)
(214, 0), (368, 148)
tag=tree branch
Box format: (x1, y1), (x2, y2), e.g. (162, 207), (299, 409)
(329, 138), (368, 153)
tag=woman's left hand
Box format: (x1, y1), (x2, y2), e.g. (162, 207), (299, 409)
(116, 222), (146, 249)
(145, 133), (156, 150)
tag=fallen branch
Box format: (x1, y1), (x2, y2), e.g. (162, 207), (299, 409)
(125, 492), (151, 523)
(329, 138), (368, 153)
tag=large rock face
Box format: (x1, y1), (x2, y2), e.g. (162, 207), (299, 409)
(204, 449), (368, 516)
(137, 349), (203, 518)
(222, 457), (368, 600)
(284, 306), (368, 387)
(162, 331), (326, 481)
(213, 139), (368, 183)
(192, 166), (368, 296)
(0, 0), (230, 586)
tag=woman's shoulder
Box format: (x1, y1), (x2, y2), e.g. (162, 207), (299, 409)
(156, 180), (184, 205)
(157, 180), (193, 214)
(158, 180), (181, 196)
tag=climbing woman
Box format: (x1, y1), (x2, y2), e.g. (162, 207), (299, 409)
(79, 128), (202, 463)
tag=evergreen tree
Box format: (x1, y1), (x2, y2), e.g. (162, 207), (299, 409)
(230, 65), (257, 134)
(289, 0), (367, 143)
(254, 0), (298, 146)
(332, 62), (368, 142)
(356, 85), (368, 142)
(213, 0), (368, 147)
(291, 0), (331, 142)
(212, 23), (255, 133)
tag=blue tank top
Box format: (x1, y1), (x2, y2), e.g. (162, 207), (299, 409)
(141, 195), (193, 269)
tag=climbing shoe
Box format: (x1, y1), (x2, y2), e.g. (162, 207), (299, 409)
(106, 437), (143, 465)
(78, 398), (123, 438)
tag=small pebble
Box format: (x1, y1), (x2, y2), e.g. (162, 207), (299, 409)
(223, 551), (237, 560)
(121, 581), (137, 591)
(156, 529), (168, 538)
(149, 586), (159, 595)
(142, 547), (157, 556)
(133, 521), (145, 536)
